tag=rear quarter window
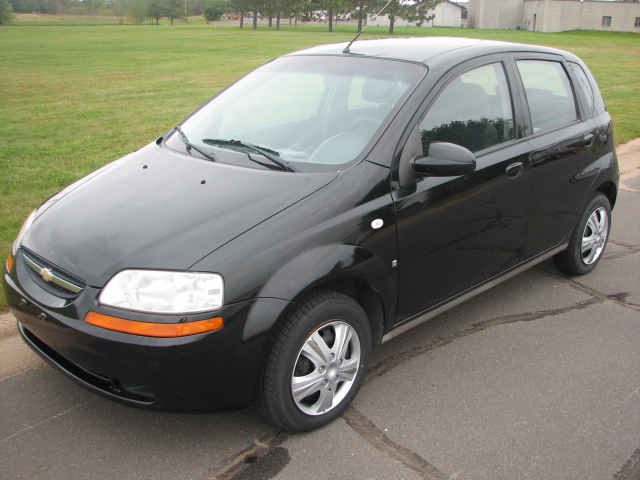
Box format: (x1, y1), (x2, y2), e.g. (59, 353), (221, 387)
(568, 62), (594, 115)
(568, 61), (607, 117)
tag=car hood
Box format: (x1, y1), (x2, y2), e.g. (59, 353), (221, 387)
(22, 144), (337, 287)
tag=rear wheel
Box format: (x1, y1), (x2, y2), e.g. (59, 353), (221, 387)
(254, 291), (371, 432)
(553, 192), (611, 275)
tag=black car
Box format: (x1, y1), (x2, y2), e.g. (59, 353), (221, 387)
(4, 37), (618, 432)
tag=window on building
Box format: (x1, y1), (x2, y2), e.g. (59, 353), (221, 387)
(602, 16), (611, 27)
(635, 17), (640, 28)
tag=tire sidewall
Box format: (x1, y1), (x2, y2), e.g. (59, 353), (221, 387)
(269, 295), (371, 432)
(568, 193), (611, 275)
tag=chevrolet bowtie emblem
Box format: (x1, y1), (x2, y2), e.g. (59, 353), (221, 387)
(22, 254), (83, 294)
(39, 267), (54, 283)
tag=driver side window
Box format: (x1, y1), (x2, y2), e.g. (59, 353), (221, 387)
(419, 62), (515, 154)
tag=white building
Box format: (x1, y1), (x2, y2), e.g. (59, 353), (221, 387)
(371, 0), (465, 28)
(468, 0), (640, 33)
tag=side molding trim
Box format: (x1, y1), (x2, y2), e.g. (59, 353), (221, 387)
(381, 244), (567, 343)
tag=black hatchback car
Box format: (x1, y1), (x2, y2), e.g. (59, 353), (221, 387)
(4, 37), (618, 432)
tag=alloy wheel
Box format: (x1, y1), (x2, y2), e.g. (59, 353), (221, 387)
(581, 206), (609, 265)
(291, 321), (361, 416)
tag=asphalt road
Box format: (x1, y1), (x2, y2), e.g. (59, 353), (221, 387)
(1, 152), (640, 480)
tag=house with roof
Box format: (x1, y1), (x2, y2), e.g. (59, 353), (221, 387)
(370, 0), (465, 28)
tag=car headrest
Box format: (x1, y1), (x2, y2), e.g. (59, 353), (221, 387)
(362, 75), (401, 104)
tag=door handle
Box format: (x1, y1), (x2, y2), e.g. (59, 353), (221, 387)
(506, 162), (524, 179)
(583, 133), (595, 148)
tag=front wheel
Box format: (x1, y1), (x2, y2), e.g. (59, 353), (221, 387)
(254, 291), (371, 432)
(553, 192), (611, 275)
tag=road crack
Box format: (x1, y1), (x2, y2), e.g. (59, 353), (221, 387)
(205, 430), (290, 480)
(603, 242), (640, 260)
(614, 445), (640, 480)
(342, 406), (449, 480)
(1, 398), (96, 442)
(555, 276), (640, 313)
(366, 297), (602, 382)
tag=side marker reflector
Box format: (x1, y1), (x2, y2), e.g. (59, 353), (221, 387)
(5, 254), (13, 273)
(84, 312), (223, 337)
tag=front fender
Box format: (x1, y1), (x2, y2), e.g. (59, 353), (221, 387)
(260, 243), (393, 300)
(241, 243), (397, 343)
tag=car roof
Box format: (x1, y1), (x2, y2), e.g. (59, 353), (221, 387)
(289, 37), (576, 65)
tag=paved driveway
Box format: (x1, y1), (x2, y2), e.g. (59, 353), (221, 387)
(1, 150), (640, 480)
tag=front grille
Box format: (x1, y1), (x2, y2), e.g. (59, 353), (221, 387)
(22, 248), (86, 298)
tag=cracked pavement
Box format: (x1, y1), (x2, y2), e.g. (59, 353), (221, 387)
(1, 143), (640, 480)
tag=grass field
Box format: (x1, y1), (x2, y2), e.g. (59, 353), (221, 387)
(0, 21), (639, 309)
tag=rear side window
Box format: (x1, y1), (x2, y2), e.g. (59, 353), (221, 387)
(516, 60), (578, 133)
(568, 62), (594, 115)
(419, 62), (515, 153)
(569, 61), (607, 117)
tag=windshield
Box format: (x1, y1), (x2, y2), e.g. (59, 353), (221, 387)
(166, 55), (425, 172)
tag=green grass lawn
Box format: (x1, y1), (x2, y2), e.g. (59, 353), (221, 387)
(0, 22), (638, 309)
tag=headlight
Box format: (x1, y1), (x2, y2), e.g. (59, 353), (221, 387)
(99, 270), (224, 314)
(12, 209), (37, 256)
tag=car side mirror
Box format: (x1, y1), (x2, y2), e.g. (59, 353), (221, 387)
(412, 142), (476, 177)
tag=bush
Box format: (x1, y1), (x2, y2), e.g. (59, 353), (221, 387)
(204, 0), (226, 22)
(0, 0), (15, 24)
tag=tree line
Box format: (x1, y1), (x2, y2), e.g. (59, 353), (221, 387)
(5, 0), (443, 33)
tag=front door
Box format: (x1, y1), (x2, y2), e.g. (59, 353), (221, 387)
(393, 59), (532, 322)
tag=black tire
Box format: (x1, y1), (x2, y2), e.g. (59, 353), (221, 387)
(553, 192), (611, 276)
(254, 290), (372, 433)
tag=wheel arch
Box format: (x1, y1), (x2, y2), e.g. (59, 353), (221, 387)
(243, 243), (394, 353)
(596, 180), (617, 210)
(290, 276), (387, 346)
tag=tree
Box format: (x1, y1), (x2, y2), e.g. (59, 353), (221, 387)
(229, 0), (249, 27)
(127, 0), (149, 24)
(286, 0), (306, 25)
(0, 0), (14, 24)
(316, 0), (349, 32)
(373, 0), (441, 34)
(165, 0), (183, 24)
(246, 0), (258, 29)
(203, 0), (225, 22)
(148, 0), (167, 24)
(261, 0), (276, 26)
(83, 0), (104, 14)
(350, 1), (368, 32)
(274, 0), (299, 30)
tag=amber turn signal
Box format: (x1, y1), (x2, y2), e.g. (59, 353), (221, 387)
(84, 311), (223, 337)
(5, 254), (13, 273)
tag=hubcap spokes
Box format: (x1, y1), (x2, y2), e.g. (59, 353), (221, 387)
(581, 207), (608, 265)
(291, 321), (361, 416)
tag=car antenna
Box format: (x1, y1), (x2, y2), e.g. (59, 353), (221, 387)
(343, 0), (393, 54)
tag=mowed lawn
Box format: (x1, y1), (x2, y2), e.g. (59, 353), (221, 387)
(0, 23), (638, 309)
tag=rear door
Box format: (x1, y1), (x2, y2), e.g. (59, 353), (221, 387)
(511, 54), (602, 259)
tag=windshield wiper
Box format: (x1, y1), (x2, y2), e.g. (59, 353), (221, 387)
(202, 138), (300, 172)
(174, 127), (221, 163)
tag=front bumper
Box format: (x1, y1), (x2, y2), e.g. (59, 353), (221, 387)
(4, 251), (285, 411)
